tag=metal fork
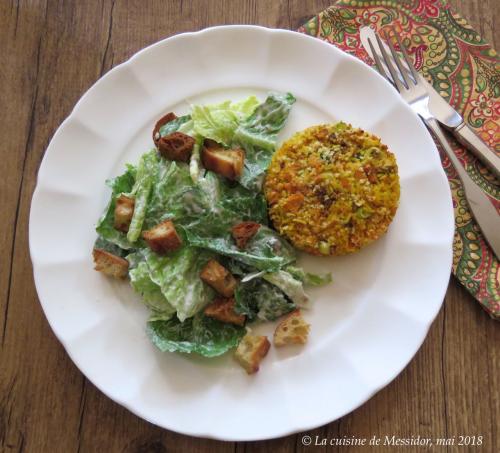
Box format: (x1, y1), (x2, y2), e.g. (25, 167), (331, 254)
(367, 31), (500, 260)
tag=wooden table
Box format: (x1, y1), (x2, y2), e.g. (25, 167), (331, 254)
(1, 1), (498, 452)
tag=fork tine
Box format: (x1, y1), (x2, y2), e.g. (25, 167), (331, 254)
(392, 31), (420, 83)
(375, 33), (405, 93)
(387, 36), (412, 89)
(367, 37), (391, 82)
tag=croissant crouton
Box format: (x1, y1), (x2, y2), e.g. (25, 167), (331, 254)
(274, 310), (310, 346)
(158, 131), (195, 162)
(199, 259), (237, 297)
(93, 248), (129, 279)
(152, 112), (177, 145)
(204, 297), (245, 326)
(113, 194), (135, 232)
(231, 221), (261, 249)
(142, 220), (182, 254)
(201, 140), (244, 180)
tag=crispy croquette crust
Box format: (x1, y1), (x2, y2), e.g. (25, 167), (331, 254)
(264, 122), (400, 256)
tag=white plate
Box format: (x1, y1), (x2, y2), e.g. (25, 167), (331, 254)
(29, 26), (454, 440)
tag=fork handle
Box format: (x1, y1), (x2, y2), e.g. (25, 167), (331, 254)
(425, 117), (500, 260)
(452, 122), (500, 180)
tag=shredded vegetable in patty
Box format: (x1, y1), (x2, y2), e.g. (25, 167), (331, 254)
(265, 122), (400, 256)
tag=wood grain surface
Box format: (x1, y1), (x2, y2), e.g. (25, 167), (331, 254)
(1, 1), (498, 452)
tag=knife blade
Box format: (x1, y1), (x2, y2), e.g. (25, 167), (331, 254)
(360, 26), (500, 180)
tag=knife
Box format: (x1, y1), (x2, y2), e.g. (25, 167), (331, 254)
(360, 26), (500, 180)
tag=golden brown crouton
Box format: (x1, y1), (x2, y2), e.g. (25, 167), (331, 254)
(234, 334), (271, 374)
(142, 220), (182, 255)
(113, 194), (135, 232)
(92, 248), (129, 279)
(273, 310), (310, 347)
(152, 112), (177, 145)
(201, 140), (244, 180)
(158, 132), (195, 162)
(199, 259), (237, 297)
(231, 221), (261, 249)
(204, 297), (246, 326)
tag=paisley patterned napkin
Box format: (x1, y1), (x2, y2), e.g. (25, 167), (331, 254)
(298, 0), (499, 319)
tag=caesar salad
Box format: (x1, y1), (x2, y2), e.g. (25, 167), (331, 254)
(92, 93), (331, 373)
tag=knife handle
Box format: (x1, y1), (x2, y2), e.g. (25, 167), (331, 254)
(426, 118), (500, 260)
(453, 123), (500, 181)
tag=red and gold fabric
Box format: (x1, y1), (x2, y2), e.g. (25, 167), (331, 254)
(299, 0), (499, 318)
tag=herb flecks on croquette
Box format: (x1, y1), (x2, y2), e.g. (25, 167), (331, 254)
(264, 122), (400, 256)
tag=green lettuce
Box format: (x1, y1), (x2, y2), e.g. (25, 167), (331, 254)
(188, 135), (204, 182)
(218, 180), (268, 223)
(286, 266), (333, 286)
(127, 252), (176, 320)
(234, 92), (296, 151)
(181, 172), (272, 267)
(196, 171), (268, 223)
(235, 278), (295, 322)
(143, 247), (215, 322)
(191, 96), (260, 146)
(225, 258), (255, 276)
(185, 225), (295, 272)
(147, 314), (245, 357)
(93, 236), (127, 257)
(237, 143), (274, 191)
(189, 93), (295, 190)
(173, 117), (205, 183)
(95, 164), (137, 250)
(159, 114), (191, 137)
(126, 150), (160, 242)
(234, 92), (296, 190)
(144, 160), (206, 229)
(263, 270), (309, 307)
(144, 162), (268, 233)
(197, 171), (222, 212)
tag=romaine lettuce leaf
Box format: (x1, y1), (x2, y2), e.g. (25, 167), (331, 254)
(95, 164), (138, 250)
(143, 247), (215, 322)
(173, 117), (206, 183)
(191, 96), (260, 146)
(263, 270), (309, 307)
(147, 314), (245, 357)
(177, 118), (195, 135)
(286, 266), (333, 286)
(189, 93), (294, 190)
(218, 180), (268, 223)
(225, 258), (256, 276)
(181, 171), (269, 253)
(127, 252), (176, 320)
(194, 171), (267, 223)
(144, 160), (206, 229)
(233, 92), (295, 190)
(126, 150), (160, 242)
(159, 114), (191, 137)
(234, 92), (296, 151)
(93, 236), (128, 257)
(189, 135), (204, 182)
(237, 143), (274, 191)
(197, 171), (223, 213)
(185, 225), (295, 272)
(232, 96), (262, 116)
(234, 278), (295, 322)
(145, 162), (267, 237)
